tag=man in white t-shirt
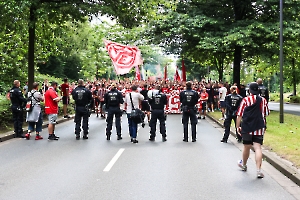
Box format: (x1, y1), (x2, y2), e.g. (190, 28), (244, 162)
(124, 85), (144, 143)
(219, 82), (227, 120)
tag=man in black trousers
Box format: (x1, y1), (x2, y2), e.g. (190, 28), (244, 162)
(10, 80), (27, 138)
(180, 82), (199, 142)
(148, 85), (168, 142)
(72, 79), (93, 140)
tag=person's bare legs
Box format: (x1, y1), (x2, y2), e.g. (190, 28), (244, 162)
(253, 142), (263, 170)
(242, 144), (252, 166)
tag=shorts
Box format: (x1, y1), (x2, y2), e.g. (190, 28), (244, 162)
(242, 134), (264, 145)
(220, 101), (226, 108)
(48, 114), (58, 125)
(201, 102), (207, 111)
(141, 100), (150, 111)
(62, 96), (69, 105)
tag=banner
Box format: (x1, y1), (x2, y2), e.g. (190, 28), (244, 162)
(104, 40), (143, 75)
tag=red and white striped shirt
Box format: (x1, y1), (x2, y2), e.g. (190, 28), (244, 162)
(237, 95), (270, 135)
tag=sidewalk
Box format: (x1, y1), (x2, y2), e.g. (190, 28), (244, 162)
(207, 114), (300, 187)
(0, 115), (74, 142)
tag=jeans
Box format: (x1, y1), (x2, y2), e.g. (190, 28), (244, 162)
(28, 112), (43, 133)
(127, 114), (137, 138)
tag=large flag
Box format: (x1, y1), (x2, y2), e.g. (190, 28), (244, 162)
(181, 57), (186, 81)
(174, 66), (181, 81)
(135, 65), (141, 81)
(104, 40), (143, 75)
(164, 65), (167, 80)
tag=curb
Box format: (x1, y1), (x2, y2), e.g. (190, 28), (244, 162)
(207, 114), (300, 186)
(0, 116), (74, 142)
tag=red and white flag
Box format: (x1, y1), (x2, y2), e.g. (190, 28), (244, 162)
(135, 65), (141, 81)
(104, 40), (143, 75)
(174, 66), (181, 81)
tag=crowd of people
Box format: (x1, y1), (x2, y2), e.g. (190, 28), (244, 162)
(8, 77), (269, 178)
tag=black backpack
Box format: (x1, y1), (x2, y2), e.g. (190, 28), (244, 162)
(25, 91), (37, 112)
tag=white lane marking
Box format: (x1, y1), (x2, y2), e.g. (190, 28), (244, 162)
(103, 148), (125, 172)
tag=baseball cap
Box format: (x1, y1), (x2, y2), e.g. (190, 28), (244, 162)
(249, 82), (259, 95)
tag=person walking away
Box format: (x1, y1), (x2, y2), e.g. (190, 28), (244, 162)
(140, 84), (151, 123)
(198, 87), (209, 119)
(44, 82), (61, 140)
(236, 82), (269, 178)
(124, 85), (144, 143)
(71, 79), (93, 140)
(257, 78), (269, 103)
(25, 82), (44, 140)
(104, 82), (124, 140)
(148, 85), (168, 142)
(10, 80), (27, 138)
(61, 78), (70, 118)
(180, 82), (199, 142)
(220, 86), (243, 143)
(219, 82), (227, 120)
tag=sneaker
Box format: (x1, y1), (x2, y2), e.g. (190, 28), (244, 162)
(220, 139), (227, 143)
(162, 137), (167, 142)
(52, 134), (60, 139)
(219, 118), (225, 120)
(48, 134), (58, 140)
(106, 135), (110, 140)
(83, 135), (88, 140)
(149, 137), (155, 141)
(132, 139), (138, 143)
(35, 135), (43, 140)
(64, 115), (70, 119)
(117, 135), (122, 140)
(202, 116), (205, 119)
(197, 116), (201, 119)
(237, 160), (247, 171)
(25, 133), (30, 140)
(183, 138), (188, 142)
(192, 139), (196, 142)
(76, 135), (80, 140)
(257, 171), (264, 178)
(212, 110), (214, 112)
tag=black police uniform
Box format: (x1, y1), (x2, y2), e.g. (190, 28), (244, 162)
(71, 85), (93, 139)
(180, 88), (199, 142)
(258, 84), (269, 103)
(148, 90), (168, 141)
(104, 88), (124, 140)
(10, 86), (27, 137)
(221, 93), (243, 142)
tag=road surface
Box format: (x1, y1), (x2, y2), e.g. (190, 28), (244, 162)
(0, 114), (299, 200)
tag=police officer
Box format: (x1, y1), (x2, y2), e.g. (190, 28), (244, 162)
(10, 80), (27, 138)
(257, 78), (269, 103)
(180, 82), (199, 142)
(71, 79), (93, 140)
(148, 85), (168, 142)
(104, 82), (124, 140)
(221, 86), (243, 143)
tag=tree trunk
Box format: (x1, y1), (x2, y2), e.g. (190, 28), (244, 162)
(233, 45), (242, 86)
(292, 58), (297, 96)
(28, 3), (37, 91)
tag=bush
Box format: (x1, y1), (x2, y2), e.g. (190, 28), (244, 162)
(0, 95), (14, 129)
(289, 95), (300, 103)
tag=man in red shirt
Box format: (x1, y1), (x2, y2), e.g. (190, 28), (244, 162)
(60, 78), (70, 118)
(198, 87), (209, 119)
(45, 81), (61, 140)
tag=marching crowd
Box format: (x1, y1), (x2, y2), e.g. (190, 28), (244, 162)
(9, 77), (269, 178)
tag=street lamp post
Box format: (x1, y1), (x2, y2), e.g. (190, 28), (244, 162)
(279, 0), (284, 123)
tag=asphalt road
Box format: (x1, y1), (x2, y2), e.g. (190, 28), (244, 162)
(0, 114), (298, 200)
(268, 102), (300, 116)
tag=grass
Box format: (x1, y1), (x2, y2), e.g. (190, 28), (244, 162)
(208, 110), (300, 168)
